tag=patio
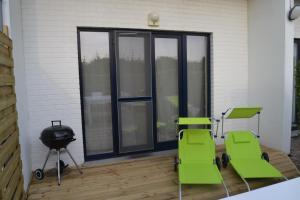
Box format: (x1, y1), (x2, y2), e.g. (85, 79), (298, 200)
(27, 146), (299, 200)
(1, 0), (299, 199)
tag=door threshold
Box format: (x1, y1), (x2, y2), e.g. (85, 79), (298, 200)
(83, 149), (176, 168)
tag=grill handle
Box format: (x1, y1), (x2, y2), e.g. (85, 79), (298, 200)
(51, 120), (62, 127)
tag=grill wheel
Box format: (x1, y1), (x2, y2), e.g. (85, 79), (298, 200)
(34, 169), (44, 180)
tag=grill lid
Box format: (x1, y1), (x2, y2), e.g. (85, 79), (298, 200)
(40, 120), (75, 149)
(42, 125), (74, 140)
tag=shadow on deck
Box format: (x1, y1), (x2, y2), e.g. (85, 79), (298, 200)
(28, 145), (299, 200)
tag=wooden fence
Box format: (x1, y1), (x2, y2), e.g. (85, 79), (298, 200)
(0, 30), (26, 199)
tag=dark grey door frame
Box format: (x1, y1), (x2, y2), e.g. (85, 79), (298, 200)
(77, 27), (211, 161)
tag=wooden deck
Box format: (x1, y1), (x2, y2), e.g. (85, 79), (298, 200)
(28, 146), (299, 200)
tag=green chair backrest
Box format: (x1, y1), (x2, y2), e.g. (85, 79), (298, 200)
(225, 131), (262, 159)
(178, 117), (212, 125)
(226, 107), (262, 119)
(179, 129), (215, 163)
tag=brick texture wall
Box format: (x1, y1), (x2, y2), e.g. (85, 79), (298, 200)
(21, 0), (248, 169)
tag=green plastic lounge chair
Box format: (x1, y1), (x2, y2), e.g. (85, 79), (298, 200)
(221, 107), (287, 191)
(175, 117), (229, 200)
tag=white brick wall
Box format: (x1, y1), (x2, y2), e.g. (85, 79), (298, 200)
(21, 0), (248, 169)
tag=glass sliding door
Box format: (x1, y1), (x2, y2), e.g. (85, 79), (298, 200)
(78, 28), (211, 160)
(115, 31), (153, 153)
(293, 41), (298, 130)
(79, 31), (113, 156)
(154, 37), (180, 142)
(186, 35), (208, 117)
(119, 102), (152, 150)
(293, 39), (300, 131)
(117, 34), (151, 97)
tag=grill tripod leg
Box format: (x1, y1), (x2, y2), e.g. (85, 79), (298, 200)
(65, 148), (83, 174)
(57, 150), (61, 185)
(42, 150), (51, 171)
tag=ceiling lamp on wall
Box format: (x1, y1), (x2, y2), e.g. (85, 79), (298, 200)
(289, 5), (300, 21)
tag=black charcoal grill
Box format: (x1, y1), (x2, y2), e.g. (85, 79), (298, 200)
(40, 121), (75, 149)
(34, 120), (82, 185)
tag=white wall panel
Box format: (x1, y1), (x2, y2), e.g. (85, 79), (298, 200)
(21, 0), (248, 169)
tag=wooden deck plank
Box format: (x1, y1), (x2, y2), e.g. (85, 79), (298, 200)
(27, 146), (299, 200)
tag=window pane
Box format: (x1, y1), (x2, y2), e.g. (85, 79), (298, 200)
(119, 101), (153, 153)
(117, 34), (151, 97)
(187, 36), (207, 117)
(293, 43), (298, 124)
(80, 32), (113, 155)
(155, 38), (179, 142)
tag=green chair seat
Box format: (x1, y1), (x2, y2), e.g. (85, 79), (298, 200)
(230, 159), (282, 179)
(178, 127), (223, 184)
(177, 117), (229, 198)
(179, 163), (222, 184)
(226, 131), (262, 160)
(225, 131), (283, 179)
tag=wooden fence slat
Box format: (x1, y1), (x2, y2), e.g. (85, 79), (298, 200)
(0, 64), (11, 75)
(0, 53), (13, 68)
(0, 26), (25, 200)
(0, 45), (9, 57)
(0, 86), (13, 97)
(13, 178), (23, 200)
(21, 191), (27, 200)
(0, 95), (16, 111)
(3, 164), (21, 200)
(0, 32), (12, 48)
(1, 148), (20, 189)
(0, 131), (19, 170)
(0, 112), (17, 141)
(0, 105), (15, 121)
(0, 125), (15, 151)
(0, 74), (14, 86)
